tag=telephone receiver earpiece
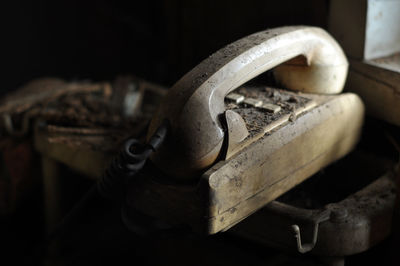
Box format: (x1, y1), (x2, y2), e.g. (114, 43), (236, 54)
(148, 26), (348, 179)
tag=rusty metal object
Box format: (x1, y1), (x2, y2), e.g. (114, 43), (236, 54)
(291, 209), (330, 254)
(231, 155), (397, 258)
(148, 26), (348, 178)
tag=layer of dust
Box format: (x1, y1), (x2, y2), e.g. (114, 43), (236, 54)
(0, 76), (165, 152)
(225, 86), (312, 137)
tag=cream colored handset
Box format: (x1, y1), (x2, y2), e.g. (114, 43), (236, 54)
(148, 26), (348, 178)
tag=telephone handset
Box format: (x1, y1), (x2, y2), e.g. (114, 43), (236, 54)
(147, 26), (349, 179)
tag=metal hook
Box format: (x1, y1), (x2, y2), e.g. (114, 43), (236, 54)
(291, 223), (320, 253)
(291, 209), (330, 253)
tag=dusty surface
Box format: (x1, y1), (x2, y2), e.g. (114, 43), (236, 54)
(0, 76), (166, 152)
(225, 86), (312, 137)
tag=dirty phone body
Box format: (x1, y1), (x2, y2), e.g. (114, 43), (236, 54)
(126, 26), (364, 234)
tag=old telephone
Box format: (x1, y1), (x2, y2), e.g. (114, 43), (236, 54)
(125, 26), (365, 234)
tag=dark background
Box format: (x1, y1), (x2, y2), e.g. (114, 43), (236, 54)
(2, 0), (328, 96)
(1, 2), (400, 266)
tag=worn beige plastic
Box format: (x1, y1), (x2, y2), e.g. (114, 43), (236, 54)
(148, 26), (349, 178)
